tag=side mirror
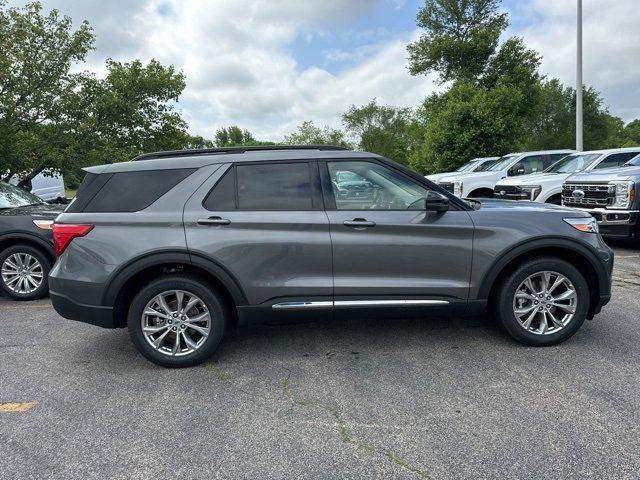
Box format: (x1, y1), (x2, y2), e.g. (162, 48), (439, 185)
(425, 192), (449, 213)
(509, 163), (525, 176)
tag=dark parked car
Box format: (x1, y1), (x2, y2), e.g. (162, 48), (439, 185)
(49, 146), (613, 368)
(563, 153), (640, 242)
(0, 181), (63, 300)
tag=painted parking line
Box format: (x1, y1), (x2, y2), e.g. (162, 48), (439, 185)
(0, 402), (36, 413)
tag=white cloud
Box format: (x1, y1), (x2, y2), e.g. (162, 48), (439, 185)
(518, 0), (640, 122)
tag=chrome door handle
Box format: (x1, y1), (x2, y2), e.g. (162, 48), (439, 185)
(197, 217), (231, 226)
(343, 218), (376, 228)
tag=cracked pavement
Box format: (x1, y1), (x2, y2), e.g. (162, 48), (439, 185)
(1, 242), (639, 479)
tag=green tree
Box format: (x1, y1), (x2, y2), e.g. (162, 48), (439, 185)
(214, 126), (261, 147)
(621, 119), (640, 147)
(408, 0), (508, 82)
(342, 100), (415, 165)
(284, 121), (351, 148)
(1, 1), (196, 186)
(0, 0), (94, 183)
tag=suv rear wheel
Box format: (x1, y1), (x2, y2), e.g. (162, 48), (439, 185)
(128, 275), (228, 368)
(494, 257), (589, 346)
(0, 244), (51, 301)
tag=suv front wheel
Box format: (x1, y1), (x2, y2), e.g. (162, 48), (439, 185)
(0, 244), (51, 301)
(495, 257), (589, 346)
(128, 275), (228, 368)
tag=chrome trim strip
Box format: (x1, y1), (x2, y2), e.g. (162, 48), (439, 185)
(334, 300), (450, 307)
(271, 301), (333, 310)
(571, 207), (638, 225)
(272, 299), (450, 310)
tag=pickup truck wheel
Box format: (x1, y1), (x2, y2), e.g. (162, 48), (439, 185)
(0, 244), (51, 301)
(128, 275), (228, 368)
(495, 257), (589, 346)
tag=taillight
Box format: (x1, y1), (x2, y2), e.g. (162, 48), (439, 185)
(52, 224), (94, 256)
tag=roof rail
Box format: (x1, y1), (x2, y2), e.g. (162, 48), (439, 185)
(132, 145), (350, 161)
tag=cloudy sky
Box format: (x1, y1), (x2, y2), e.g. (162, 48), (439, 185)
(8, 0), (640, 140)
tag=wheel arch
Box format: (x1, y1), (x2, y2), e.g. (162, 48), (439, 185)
(103, 250), (247, 328)
(0, 233), (55, 264)
(478, 238), (610, 318)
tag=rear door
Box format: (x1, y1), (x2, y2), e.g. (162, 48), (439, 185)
(183, 161), (333, 310)
(321, 159), (474, 311)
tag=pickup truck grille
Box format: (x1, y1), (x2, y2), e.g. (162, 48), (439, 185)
(562, 183), (613, 207)
(494, 185), (528, 200)
(439, 182), (454, 193)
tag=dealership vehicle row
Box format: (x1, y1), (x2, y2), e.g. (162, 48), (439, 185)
(429, 147), (640, 242)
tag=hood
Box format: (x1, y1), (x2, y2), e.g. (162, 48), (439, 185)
(437, 170), (499, 183)
(495, 172), (570, 187)
(566, 166), (640, 183)
(0, 203), (64, 218)
(470, 198), (586, 215)
(426, 172), (456, 182)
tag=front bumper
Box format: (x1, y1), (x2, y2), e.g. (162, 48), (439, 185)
(571, 207), (638, 238)
(50, 290), (115, 328)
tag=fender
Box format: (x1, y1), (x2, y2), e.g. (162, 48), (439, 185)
(0, 232), (55, 258)
(101, 249), (247, 307)
(476, 236), (611, 300)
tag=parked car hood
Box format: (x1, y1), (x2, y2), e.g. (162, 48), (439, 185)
(0, 203), (64, 218)
(495, 172), (570, 187)
(566, 166), (640, 183)
(438, 170), (499, 183)
(426, 172), (457, 182)
(469, 198), (586, 215)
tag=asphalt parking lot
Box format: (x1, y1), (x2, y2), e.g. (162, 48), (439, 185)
(1, 242), (639, 480)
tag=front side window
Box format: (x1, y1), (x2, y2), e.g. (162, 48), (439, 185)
(0, 181), (44, 209)
(594, 153), (637, 170)
(518, 155), (545, 174)
(236, 162), (313, 210)
(327, 161), (428, 210)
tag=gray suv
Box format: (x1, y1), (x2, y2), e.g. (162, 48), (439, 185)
(49, 146), (613, 367)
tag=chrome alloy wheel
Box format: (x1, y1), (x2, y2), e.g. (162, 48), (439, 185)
(1, 253), (44, 295)
(512, 271), (577, 335)
(141, 290), (211, 357)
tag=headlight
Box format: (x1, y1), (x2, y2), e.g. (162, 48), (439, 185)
(608, 181), (636, 209)
(564, 217), (599, 234)
(521, 185), (542, 201)
(453, 181), (463, 196)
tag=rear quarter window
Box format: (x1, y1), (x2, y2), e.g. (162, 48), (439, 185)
(77, 168), (196, 213)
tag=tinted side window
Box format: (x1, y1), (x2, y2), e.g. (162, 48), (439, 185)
(595, 153), (629, 169)
(203, 167), (236, 210)
(84, 168), (195, 212)
(236, 162), (313, 210)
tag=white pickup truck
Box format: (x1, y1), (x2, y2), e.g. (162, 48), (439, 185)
(493, 147), (640, 204)
(427, 156), (499, 183)
(432, 150), (574, 198)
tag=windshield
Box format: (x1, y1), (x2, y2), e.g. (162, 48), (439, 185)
(0, 182), (44, 209)
(624, 154), (640, 167)
(456, 160), (480, 172)
(544, 153), (601, 173)
(475, 159), (499, 172)
(487, 155), (518, 171)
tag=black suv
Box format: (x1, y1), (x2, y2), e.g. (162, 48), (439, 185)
(0, 181), (63, 300)
(50, 147), (613, 367)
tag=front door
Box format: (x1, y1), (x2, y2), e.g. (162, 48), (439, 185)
(322, 160), (474, 309)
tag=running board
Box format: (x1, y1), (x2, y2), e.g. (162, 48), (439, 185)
(272, 300), (450, 310)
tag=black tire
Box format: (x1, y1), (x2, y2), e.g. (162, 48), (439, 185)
(127, 275), (228, 368)
(494, 256), (589, 346)
(0, 244), (51, 301)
